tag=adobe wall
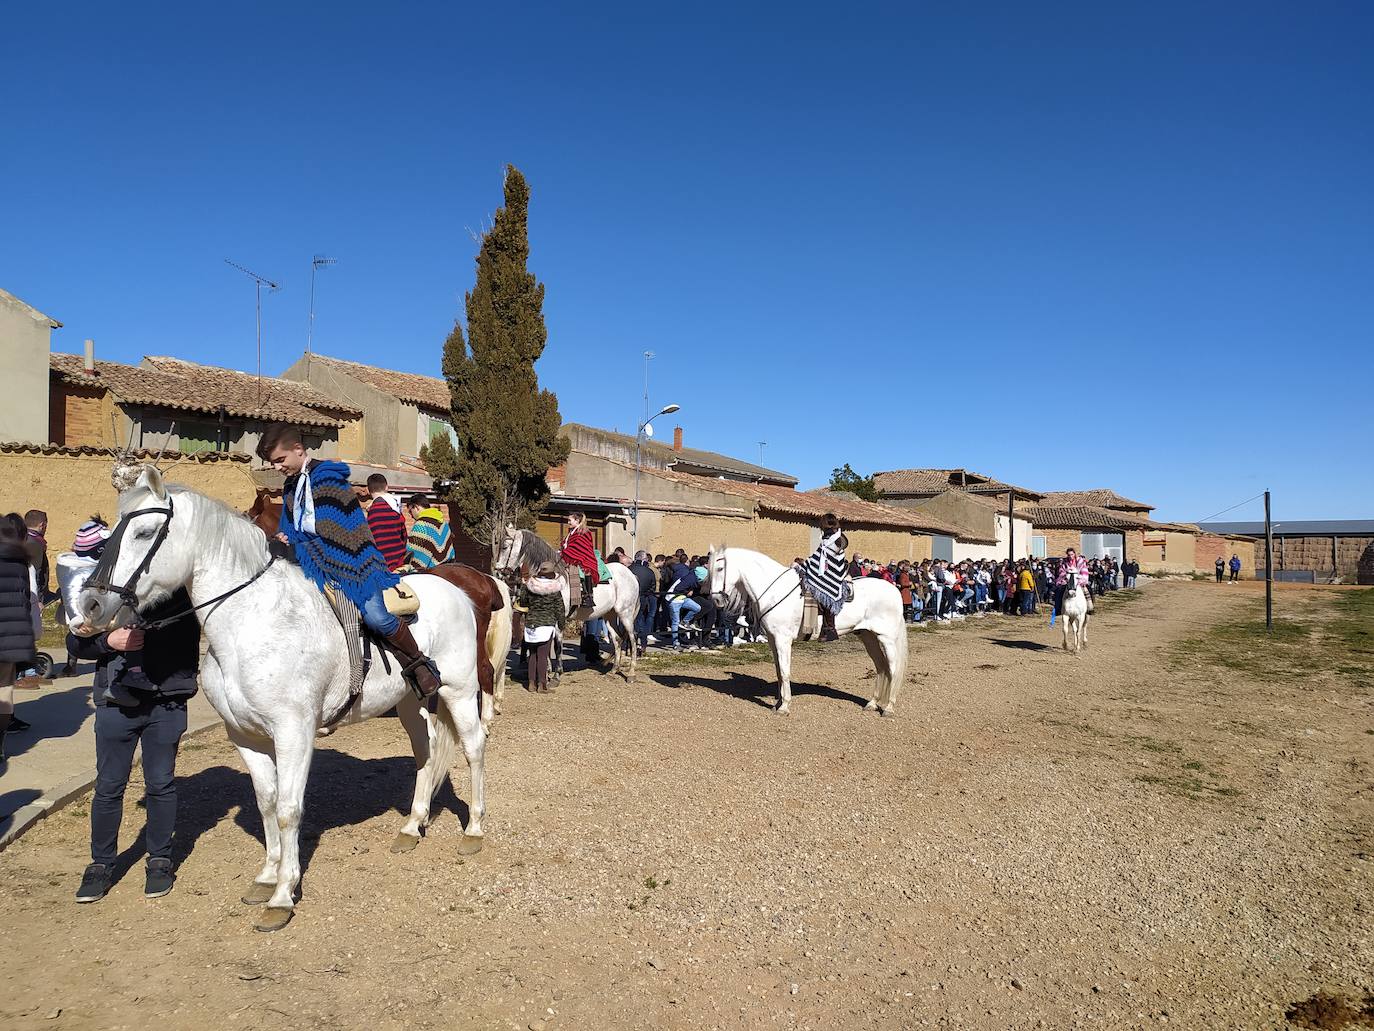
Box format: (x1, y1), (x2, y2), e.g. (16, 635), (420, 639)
(0, 452), (258, 576)
(1194, 534), (1252, 577)
(850, 527), (928, 564)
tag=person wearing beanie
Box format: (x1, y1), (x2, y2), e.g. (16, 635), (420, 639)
(73, 515), (112, 559)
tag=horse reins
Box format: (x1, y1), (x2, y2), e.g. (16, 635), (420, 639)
(86, 494), (277, 631)
(713, 550), (800, 623)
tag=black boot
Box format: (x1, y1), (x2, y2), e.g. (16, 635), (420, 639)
(819, 608), (838, 643)
(385, 622), (442, 699)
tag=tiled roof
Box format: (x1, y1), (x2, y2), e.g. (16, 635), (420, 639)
(0, 440), (249, 463)
(623, 461), (993, 542)
(873, 467), (1044, 500)
(1039, 489), (1153, 512)
(299, 353), (451, 412)
(563, 423), (797, 487)
(51, 354), (352, 428)
(1022, 504), (1157, 532)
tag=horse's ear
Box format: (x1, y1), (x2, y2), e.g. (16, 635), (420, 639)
(136, 463), (167, 500)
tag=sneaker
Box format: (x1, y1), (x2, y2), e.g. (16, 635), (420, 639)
(144, 858), (175, 898)
(76, 863), (113, 903)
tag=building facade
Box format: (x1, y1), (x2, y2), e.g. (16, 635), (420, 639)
(0, 288), (61, 443)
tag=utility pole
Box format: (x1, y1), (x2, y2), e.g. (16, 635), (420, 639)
(306, 254), (337, 354)
(225, 259), (279, 406)
(1008, 492), (1014, 563)
(758, 441), (767, 467)
(1264, 489), (1273, 632)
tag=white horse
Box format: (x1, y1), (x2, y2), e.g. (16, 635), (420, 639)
(76, 467), (487, 932)
(1060, 572), (1091, 654)
(705, 546), (909, 716)
(494, 527), (640, 681)
(487, 577), (513, 717)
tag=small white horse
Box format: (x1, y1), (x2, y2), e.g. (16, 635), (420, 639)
(494, 527), (640, 681)
(705, 546), (909, 715)
(1060, 572), (1091, 654)
(76, 467), (488, 932)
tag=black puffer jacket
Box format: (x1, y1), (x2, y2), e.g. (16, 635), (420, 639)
(66, 590), (200, 707)
(0, 542), (37, 662)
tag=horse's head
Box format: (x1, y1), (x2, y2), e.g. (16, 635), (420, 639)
(494, 523), (521, 574)
(75, 465), (194, 634)
(246, 492), (282, 538)
(706, 545), (733, 601)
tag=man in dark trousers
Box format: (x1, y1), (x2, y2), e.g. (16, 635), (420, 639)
(69, 590), (200, 903)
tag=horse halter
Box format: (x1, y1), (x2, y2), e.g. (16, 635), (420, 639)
(86, 497), (176, 615)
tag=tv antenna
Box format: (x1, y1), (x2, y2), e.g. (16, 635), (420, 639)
(306, 254), (337, 354)
(224, 258), (280, 406)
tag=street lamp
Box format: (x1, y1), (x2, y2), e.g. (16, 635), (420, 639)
(632, 402), (681, 548)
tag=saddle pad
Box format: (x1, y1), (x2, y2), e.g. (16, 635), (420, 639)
(320, 584), (368, 717)
(384, 582), (420, 617)
(801, 596), (819, 640)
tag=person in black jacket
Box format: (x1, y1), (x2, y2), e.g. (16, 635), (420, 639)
(629, 550), (658, 653)
(69, 590), (200, 903)
(0, 513), (38, 766)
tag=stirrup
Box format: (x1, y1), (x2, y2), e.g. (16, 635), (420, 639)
(399, 655), (441, 700)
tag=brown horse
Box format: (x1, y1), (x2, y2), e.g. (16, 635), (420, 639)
(246, 493), (505, 706)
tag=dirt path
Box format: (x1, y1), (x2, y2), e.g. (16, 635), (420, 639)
(2, 582), (1370, 1030)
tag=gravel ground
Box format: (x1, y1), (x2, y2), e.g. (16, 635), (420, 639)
(1, 581), (1370, 1030)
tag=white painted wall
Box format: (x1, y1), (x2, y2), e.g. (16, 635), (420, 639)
(953, 514), (1034, 562)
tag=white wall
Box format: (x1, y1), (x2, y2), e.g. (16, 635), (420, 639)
(953, 514), (1033, 562)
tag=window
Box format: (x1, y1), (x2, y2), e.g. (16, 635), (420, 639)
(1031, 535), (1047, 558)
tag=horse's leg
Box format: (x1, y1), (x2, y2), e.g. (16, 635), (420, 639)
(256, 728), (314, 931)
(236, 743), (281, 906)
(621, 600), (638, 682)
(1061, 610), (1071, 651)
(604, 600), (624, 677)
(769, 633), (794, 715)
(392, 693), (433, 852)
(856, 629), (885, 712)
(443, 679), (487, 854)
(879, 627), (907, 716)
(1081, 611), (1090, 650)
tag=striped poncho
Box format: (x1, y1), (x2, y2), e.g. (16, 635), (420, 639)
(798, 529), (850, 615)
(406, 507), (454, 570)
(281, 459), (399, 609)
(366, 494), (408, 571)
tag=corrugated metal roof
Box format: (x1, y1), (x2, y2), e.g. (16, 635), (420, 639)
(1200, 520), (1374, 536)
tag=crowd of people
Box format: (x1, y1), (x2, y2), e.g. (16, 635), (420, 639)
(844, 552), (1139, 623)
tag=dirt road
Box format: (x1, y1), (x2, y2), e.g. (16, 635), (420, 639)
(2, 581), (1370, 1030)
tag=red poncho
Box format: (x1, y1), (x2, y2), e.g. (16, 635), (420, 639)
(560, 528), (600, 582)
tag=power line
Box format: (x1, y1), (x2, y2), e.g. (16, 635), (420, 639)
(1195, 492), (1266, 526)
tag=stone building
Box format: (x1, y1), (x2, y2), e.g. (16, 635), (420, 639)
(0, 288), (61, 444)
(1199, 519), (1374, 582)
(47, 351), (358, 458)
(873, 467), (1041, 562)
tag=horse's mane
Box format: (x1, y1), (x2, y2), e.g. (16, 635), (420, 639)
(519, 529), (560, 568)
(123, 482), (272, 573)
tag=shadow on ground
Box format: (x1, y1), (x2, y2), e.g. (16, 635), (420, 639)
(988, 638), (1053, 652)
(645, 671), (868, 711)
(108, 748), (466, 893)
(5, 683), (94, 760)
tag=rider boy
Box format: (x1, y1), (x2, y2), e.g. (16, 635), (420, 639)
(797, 513), (849, 642)
(256, 423), (440, 698)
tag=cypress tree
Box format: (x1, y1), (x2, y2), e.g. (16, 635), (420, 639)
(442, 165), (569, 545)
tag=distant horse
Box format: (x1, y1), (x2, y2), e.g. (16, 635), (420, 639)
(1060, 571), (1091, 654)
(77, 467), (487, 932)
(494, 526), (640, 681)
(246, 492), (511, 729)
(705, 546), (909, 716)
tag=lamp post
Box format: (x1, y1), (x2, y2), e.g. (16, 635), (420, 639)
(632, 402), (681, 548)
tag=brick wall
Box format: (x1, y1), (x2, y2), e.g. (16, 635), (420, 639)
(848, 527), (927, 564)
(50, 383), (119, 448)
(1194, 535), (1252, 577)
(754, 515), (813, 566)
(1137, 530), (1197, 573)
(0, 452), (258, 578)
(1039, 528), (1080, 556)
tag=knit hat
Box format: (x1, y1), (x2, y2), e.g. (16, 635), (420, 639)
(73, 519), (111, 558)
(536, 560), (558, 578)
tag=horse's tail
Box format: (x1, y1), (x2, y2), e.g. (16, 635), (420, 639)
(486, 579), (513, 714)
(884, 594), (910, 711)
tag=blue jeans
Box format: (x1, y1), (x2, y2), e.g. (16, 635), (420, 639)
(975, 583), (988, 607)
(910, 598), (923, 622)
(361, 590), (399, 637)
(1020, 590), (1034, 615)
(635, 594), (658, 648)
(669, 597), (701, 645)
(92, 699), (188, 865)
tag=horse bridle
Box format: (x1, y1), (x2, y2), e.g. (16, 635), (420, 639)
(711, 549), (799, 623)
(85, 494), (277, 631)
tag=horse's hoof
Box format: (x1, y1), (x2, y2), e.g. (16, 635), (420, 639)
(390, 832), (421, 854)
(880, 706), (897, 718)
(863, 700), (879, 712)
(456, 834), (484, 856)
(775, 705), (791, 716)
(240, 882), (275, 906)
(254, 907), (294, 932)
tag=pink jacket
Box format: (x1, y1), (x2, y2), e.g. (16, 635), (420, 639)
(1056, 555), (1090, 587)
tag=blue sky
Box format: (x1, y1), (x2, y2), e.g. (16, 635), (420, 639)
(3, 3), (1370, 522)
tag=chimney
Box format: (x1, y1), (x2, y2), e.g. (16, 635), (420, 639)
(83, 339), (95, 374)
(672, 426), (683, 452)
